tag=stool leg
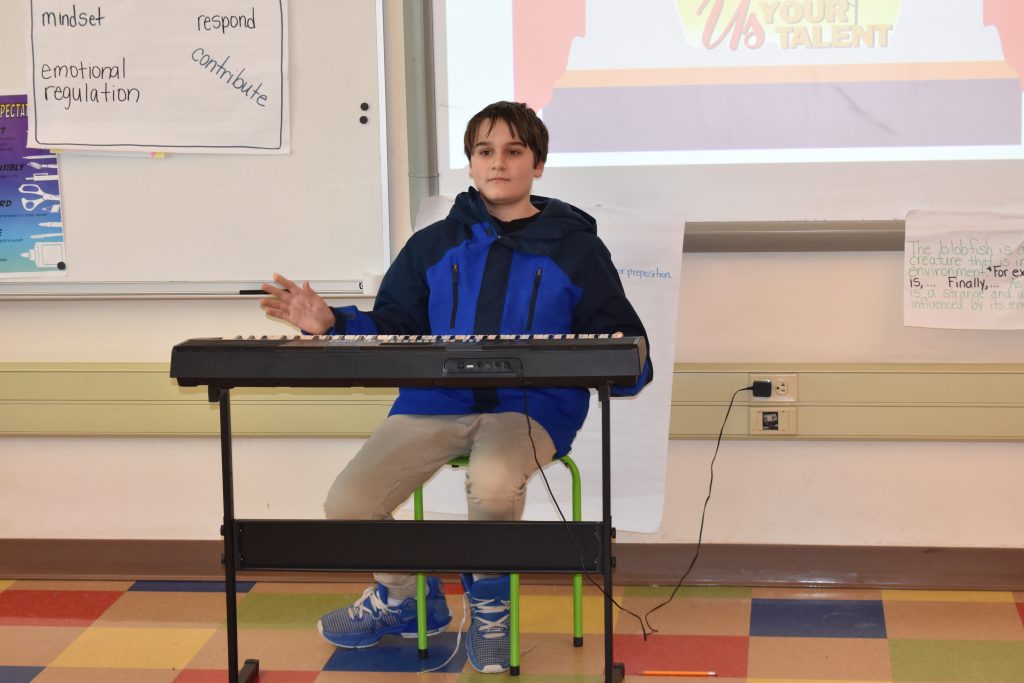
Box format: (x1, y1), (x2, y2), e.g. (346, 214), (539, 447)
(573, 573), (584, 647)
(415, 575), (428, 658)
(510, 572), (520, 676)
(564, 456), (584, 646)
(414, 458), (468, 661)
(413, 487), (428, 658)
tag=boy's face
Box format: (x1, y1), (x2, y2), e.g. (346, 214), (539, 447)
(468, 118), (544, 220)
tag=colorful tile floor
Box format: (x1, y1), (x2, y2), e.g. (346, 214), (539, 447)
(0, 578), (1022, 681)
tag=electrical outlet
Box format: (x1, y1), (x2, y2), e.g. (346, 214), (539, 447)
(749, 373), (798, 402)
(749, 406), (798, 435)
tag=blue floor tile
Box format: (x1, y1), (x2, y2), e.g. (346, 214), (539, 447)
(323, 632), (468, 673)
(750, 598), (886, 638)
(0, 666), (44, 683)
(128, 580), (255, 593)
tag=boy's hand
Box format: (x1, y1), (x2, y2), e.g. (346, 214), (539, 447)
(259, 273), (335, 335)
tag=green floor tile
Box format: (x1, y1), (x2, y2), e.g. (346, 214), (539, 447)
(890, 640), (1024, 682)
(235, 592), (359, 629)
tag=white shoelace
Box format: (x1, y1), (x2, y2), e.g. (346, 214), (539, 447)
(419, 593), (469, 673)
(419, 593), (533, 673)
(470, 596), (510, 637)
(347, 586), (395, 620)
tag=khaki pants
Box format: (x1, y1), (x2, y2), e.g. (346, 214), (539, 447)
(323, 413), (557, 598)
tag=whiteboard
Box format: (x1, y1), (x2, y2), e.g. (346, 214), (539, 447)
(0, 0), (389, 298)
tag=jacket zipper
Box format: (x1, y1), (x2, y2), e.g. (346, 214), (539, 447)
(526, 268), (542, 331)
(450, 263), (460, 328)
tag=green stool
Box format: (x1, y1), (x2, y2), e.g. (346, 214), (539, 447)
(413, 454), (584, 675)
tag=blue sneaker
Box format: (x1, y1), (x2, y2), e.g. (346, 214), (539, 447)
(462, 574), (511, 673)
(317, 577), (451, 648)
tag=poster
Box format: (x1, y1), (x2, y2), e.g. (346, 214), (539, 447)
(904, 210), (1024, 329)
(27, 0), (289, 153)
(0, 94), (65, 278)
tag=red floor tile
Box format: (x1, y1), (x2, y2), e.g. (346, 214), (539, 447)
(613, 633), (748, 678)
(0, 590), (122, 626)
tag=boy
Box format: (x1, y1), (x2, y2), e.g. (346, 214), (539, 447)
(260, 101), (652, 673)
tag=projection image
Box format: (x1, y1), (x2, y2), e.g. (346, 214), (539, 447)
(443, 0), (1024, 168)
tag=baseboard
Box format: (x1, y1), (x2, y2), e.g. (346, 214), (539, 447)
(0, 539), (230, 582)
(615, 543), (1024, 590)
(2, 539), (1021, 590)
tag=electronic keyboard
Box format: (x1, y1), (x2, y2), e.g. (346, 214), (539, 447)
(170, 334), (648, 389)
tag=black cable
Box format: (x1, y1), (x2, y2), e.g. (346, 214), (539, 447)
(640, 384), (753, 634)
(519, 384), (653, 638)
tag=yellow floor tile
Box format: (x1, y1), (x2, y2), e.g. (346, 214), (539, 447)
(50, 626), (216, 669)
(518, 594), (609, 633)
(187, 627), (335, 671)
(516, 630), (606, 675)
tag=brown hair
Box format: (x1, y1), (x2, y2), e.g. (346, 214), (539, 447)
(463, 101), (548, 168)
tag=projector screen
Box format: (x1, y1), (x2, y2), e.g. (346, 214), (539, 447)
(434, 0), (1024, 222)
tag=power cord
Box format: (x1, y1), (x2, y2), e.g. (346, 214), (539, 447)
(641, 384), (754, 634)
(519, 385), (654, 638)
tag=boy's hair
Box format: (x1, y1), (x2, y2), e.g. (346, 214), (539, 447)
(463, 101), (548, 168)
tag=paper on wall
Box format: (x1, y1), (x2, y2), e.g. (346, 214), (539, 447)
(27, 0), (289, 154)
(904, 210), (1024, 330)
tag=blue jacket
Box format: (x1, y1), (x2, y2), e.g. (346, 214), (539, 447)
(327, 188), (652, 455)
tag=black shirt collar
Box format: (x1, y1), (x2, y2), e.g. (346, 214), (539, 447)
(491, 211), (541, 235)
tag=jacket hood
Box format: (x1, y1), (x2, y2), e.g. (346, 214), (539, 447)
(449, 187), (597, 243)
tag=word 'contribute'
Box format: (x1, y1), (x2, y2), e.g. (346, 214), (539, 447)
(191, 49), (269, 107)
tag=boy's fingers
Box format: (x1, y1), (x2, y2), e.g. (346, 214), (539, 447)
(272, 273), (299, 291)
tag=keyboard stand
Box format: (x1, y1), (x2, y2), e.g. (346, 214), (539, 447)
(208, 384), (624, 683)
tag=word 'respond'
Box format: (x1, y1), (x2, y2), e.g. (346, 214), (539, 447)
(197, 9), (256, 34)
